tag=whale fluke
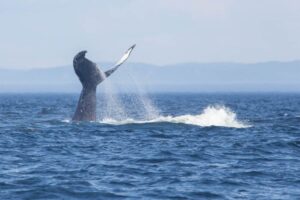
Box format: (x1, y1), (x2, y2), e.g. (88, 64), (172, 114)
(72, 45), (136, 121)
(105, 44), (136, 78)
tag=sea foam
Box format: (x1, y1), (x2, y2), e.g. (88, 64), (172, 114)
(100, 105), (250, 128)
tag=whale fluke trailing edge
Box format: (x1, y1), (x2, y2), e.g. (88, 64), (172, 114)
(72, 45), (136, 121)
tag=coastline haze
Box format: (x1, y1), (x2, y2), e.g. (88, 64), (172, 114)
(0, 61), (299, 93)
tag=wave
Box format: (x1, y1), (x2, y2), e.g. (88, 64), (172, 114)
(99, 105), (250, 128)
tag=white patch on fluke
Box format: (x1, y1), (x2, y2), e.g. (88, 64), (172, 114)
(114, 45), (135, 67)
(99, 105), (250, 128)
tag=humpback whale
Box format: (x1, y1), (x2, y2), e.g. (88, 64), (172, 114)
(72, 45), (135, 121)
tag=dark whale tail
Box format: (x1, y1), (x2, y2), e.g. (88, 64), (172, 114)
(72, 45), (135, 121)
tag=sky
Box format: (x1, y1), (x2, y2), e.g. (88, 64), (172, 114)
(0, 0), (299, 69)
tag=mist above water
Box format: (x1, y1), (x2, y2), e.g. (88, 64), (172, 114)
(97, 70), (159, 121)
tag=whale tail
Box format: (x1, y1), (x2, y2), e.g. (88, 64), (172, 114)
(72, 45), (135, 121)
(73, 44), (135, 88)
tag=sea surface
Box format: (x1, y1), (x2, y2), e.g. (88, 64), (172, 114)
(0, 93), (300, 199)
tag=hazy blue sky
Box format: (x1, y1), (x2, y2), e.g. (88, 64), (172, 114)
(0, 0), (299, 68)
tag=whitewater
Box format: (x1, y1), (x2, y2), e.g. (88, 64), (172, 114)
(100, 105), (249, 128)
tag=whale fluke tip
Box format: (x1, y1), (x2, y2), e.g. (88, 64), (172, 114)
(130, 44), (136, 49)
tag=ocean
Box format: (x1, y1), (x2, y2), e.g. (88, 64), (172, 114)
(0, 93), (300, 199)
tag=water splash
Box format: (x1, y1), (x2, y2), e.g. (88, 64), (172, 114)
(97, 65), (159, 121)
(97, 79), (128, 121)
(100, 105), (250, 128)
(123, 67), (159, 120)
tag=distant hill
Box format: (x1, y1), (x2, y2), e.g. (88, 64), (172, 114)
(0, 61), (299, 93)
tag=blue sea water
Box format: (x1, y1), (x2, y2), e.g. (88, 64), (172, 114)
(0, 93), (300, 199)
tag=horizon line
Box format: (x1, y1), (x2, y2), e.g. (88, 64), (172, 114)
(0, 59), (300, 70)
